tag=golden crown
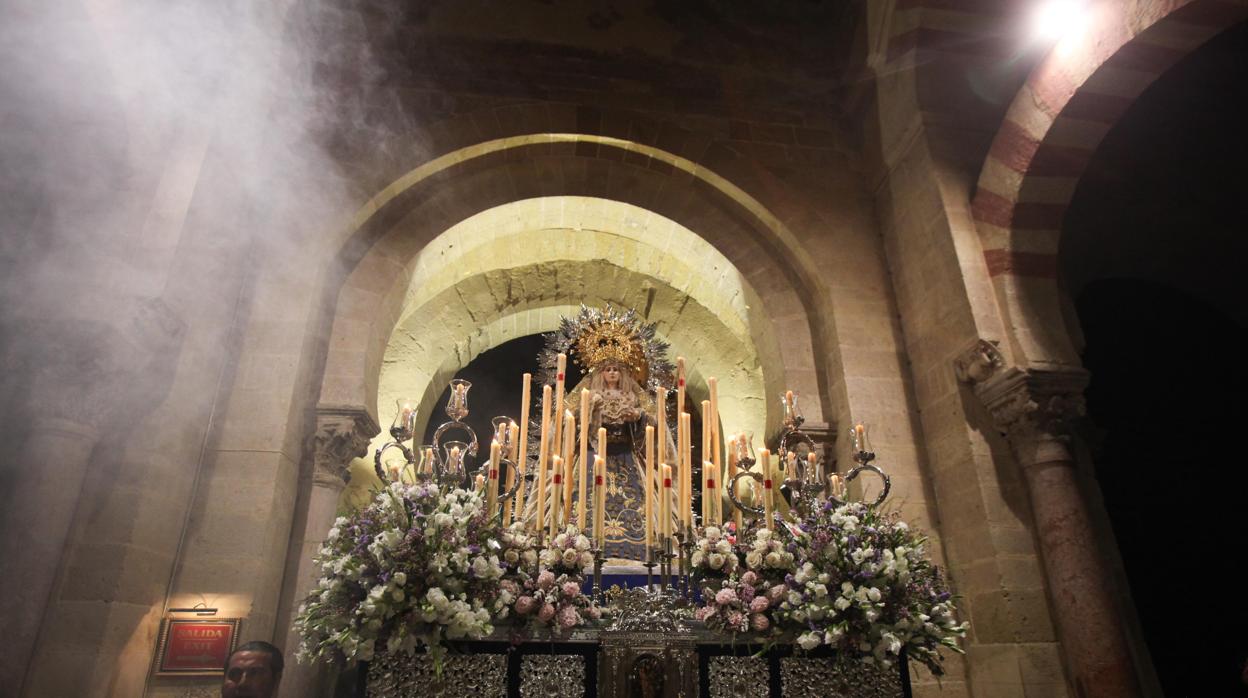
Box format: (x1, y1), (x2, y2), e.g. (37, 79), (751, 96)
(572, 317), (648, 384)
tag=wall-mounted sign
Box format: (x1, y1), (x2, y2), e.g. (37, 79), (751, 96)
(154, 618), (241, 676)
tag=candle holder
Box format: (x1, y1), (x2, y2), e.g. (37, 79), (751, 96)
(591, 546), (606, 603)
(826, 433), (892, 509)
(644, 549), (657, 592)
(676, 527), (694, 601)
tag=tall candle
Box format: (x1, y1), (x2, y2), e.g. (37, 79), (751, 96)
(514, 374), (532, 522)
(594, 455), (606, 548)
(597, 426), (606, 462)
(675, 412), (685, 527)
(655, 386), (667, 468)
(563, 411), (575, 527)
(578, 390), (591, 528)
(661, 464), (673, 540)
(535, 385), (552, 533)
(503, 422), (520, 522)
(708, 378), (721, 525)
(702, 459), (713, 525)
(760, 448), (773, 530)
(681, 413), (693, 529)
(550, 455), (563, 538)
(644, 425), (655, 551)
(676, 357), (686, 417)
(553, 353), (567, 464)
(727, 433), (742, 531)
(486, 439), (501, 516)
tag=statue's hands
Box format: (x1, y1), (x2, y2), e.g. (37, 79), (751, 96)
(624, 407), (641, 421)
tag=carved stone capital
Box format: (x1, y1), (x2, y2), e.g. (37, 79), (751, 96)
(953, 338), (1005, 385)
(974, 366), (1088, 466)
(311, 405), (380, 490)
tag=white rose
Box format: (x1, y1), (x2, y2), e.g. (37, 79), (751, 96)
(504, 549), (520, 564)
(797, 632), (821, 650)
(867, 587), (881, 602)
(708, 553), (725, 569)
(715, 540), (732, 555)
(745, 551), (763, 569)
(705, 526), (721, 541)
(764, 551), (781, 568)
(575, 535), (591, 551)
(562, 549), (579, 566)
(393, 572), (407, 586)
(691, 551), (705, 567)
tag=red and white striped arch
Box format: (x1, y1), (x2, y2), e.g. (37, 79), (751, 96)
(972, 0), (1248, 362)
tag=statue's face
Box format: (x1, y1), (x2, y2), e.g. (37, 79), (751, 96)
(602, 364), (622, 388)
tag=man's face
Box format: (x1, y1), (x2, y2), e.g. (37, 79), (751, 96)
(221, 650), (280, 698)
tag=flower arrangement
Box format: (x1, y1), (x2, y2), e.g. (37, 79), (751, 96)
(293, 483), (507, 665)
(689, 525), (740, 581)
(688, 501), (966, 675)
(501, 524), (599, 636)
(539, 525), (595, 575)
(776, 501), (967, 673)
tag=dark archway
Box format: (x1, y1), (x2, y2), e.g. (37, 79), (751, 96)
(1059, 21), (1248, 694)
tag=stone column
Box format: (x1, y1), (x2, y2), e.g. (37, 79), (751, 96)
(279, 406), (378, 698)
(0, 300), (183, 695)
(972, 363), (1139, 698)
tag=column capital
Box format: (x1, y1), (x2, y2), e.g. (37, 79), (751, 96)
(311, 405), (380, 490)
(974, 366), (1089, 466)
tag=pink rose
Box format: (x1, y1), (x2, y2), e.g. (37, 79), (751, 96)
(740, 571), (758, 587)
(562, 581), (582, 598)
(587, 606), (602, 620)
(750, 613), (769, 631)
(500, 580), (519, 595)
(537, 570), (556, 590)
(750, 596), (770, 614)
(728, 611), (745, 630)
(695, 606), (713, 621)
(515, 596), (536, 615)
(740, 584), (756, 602)
(767, 584), (787, 602)
(557, 605), (580, 629)
(715, 588), (738, 606)
(538, 603), (556, 622)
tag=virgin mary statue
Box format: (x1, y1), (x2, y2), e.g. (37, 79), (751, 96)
(532, 306), (677, 563)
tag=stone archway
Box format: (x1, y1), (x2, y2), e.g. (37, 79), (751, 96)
(336, 196), (785, 504)
(971, 1), (1248, 368)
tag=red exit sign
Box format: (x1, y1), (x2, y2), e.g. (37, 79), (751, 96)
(154, 618), (241, 676)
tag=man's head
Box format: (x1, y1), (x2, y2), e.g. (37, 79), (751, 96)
(221, 641), (283, 698)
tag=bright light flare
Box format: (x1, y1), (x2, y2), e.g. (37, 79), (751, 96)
(1031, 0), (1087, 43)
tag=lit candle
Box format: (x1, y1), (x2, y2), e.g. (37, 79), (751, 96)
(807, 451), (818, 485)
(830, 473), (844, 500)
(536, 385), (552, 533)
(475, 473), (485, 492)
(854, 422), (868, 453)
(597, 426), (606, 462)
(514, 374), (532, 521)
(661, 464), (673, 540)
(760, 448), (773, 530)
(486, 439), (501, 516)
(389, 464), (400, 483)
(644, 425), (655, 552)
(423, 447), (434, 476)
(550, 455), (563, 538)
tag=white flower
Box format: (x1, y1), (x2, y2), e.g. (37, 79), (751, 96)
(745, 551), (763, 568)
(764, 551), (781, 568)
(708, 553), (725, 569)
(393, 572), (407, 586)
(797, 632), (822, 650)
(867, 587), (881, 602)
(562, 549), (580, 566)
(705, 526), (721, 541)
(691, 551), (705, 567)
(575, 535), (591, 551)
